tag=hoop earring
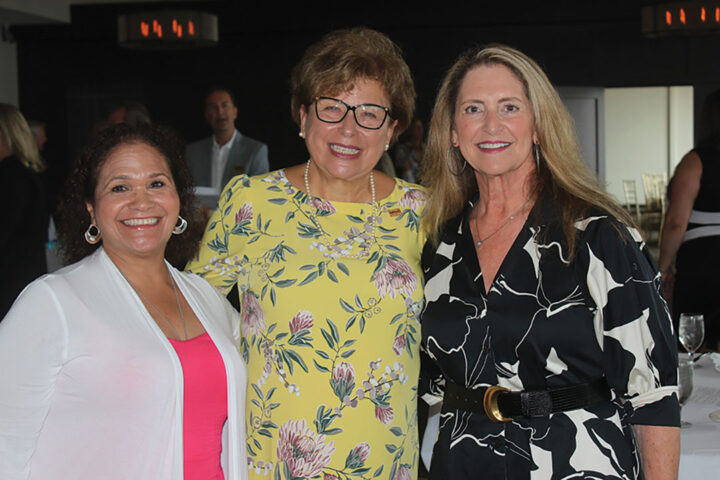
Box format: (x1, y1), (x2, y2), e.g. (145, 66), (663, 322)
(533, 142), (541, 170)
(84, 224), (101, 244)
(447, 147), (468, 176)
(173, 215), (188, 235)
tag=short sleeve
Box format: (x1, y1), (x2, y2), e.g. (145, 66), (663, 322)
(576, 216), (679, 427)
(186, 175), (252, 295)
(0, 280), (68, 479)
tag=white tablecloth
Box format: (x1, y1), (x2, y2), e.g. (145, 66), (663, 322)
(679, 355), (720, 478)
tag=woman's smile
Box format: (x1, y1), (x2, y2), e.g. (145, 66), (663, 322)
(121, 217), (161, 227)
(477, 141), (511, 153)
(328, 142), (361, 158)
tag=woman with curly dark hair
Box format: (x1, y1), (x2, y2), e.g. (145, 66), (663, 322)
(0, 123), (249, 480)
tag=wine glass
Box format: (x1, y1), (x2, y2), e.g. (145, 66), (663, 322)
(678, 355), (694, 428)
(678, 313), (705, 365)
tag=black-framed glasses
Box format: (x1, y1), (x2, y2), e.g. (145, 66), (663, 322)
(313, 96), (391, 130)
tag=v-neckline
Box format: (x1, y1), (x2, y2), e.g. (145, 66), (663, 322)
(461, 201), (534, 297)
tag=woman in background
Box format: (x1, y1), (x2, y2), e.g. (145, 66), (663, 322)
(0, 104), (48, 319)
(659, 89), (720, 351)
(420, 45), (679, 479)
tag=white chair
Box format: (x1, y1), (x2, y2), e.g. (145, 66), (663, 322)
(622, 179), (641, 223)
(640, 173), (667, 243)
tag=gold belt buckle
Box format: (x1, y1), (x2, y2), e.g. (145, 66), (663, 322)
(483, 385), (513, 423)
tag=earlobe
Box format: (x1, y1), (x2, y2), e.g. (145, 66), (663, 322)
(387, 119), (398, 144)
(299, 105), (308, 136)
(85, 201), (95, 224)
(451, 129), (459, 147)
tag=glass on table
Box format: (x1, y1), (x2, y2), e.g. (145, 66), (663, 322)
(678, 313), (705, 365)
(678, 354), (694, 428)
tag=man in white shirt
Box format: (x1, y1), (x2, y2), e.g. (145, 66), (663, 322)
(185, 88), (269, 192)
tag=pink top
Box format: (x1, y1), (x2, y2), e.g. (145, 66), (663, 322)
(169, 332), (228, 480)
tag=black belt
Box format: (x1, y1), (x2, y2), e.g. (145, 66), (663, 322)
(444, 377), (611, 423)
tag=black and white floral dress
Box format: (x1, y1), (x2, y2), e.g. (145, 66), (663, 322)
(420, 198), (679, 480)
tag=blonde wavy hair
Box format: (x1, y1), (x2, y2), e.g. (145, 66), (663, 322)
(0, 103), (44, 172)
(420, 44), (633, 259)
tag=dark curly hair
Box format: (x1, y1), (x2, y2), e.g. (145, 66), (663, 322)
(58, 123), (200, 267)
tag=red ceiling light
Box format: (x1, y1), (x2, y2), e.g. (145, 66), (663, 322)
(643, 2), (720, 36)
(118, 11), (218, 49)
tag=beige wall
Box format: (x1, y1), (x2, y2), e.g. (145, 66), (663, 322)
(604, 86), (693, 204)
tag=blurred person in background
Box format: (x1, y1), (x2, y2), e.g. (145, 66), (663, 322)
(107, 100), (152, 127)
(660, 89), (720, 351)
(392, 117), (424, 183)
(0, 104), (48, 319)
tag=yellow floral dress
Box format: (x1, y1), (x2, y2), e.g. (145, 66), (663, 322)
(186, 170), (427, 480)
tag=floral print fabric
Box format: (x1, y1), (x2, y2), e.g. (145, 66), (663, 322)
(420, 199), (679, 480)
(187, 171), (427, 480)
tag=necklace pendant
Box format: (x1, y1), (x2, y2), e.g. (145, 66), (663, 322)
(476, 240), (483, 246)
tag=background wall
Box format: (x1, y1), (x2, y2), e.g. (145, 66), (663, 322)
(605, 86), (693, 203)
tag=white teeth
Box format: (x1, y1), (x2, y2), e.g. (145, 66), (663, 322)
(479, 142), (510, 149)
(122, 218), (159, 226)
(330, 144), (360, 155)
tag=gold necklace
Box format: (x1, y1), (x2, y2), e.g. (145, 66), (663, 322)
(473, 198), (531, 247)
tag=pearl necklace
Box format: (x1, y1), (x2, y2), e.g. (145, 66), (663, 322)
(472, 198), (532, 247)
(303, 159), (377, 259)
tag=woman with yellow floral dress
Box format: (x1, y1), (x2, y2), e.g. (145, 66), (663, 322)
(186, 28), (426, 480)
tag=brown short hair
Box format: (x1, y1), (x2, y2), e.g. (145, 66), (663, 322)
(290, 27), (416, 139)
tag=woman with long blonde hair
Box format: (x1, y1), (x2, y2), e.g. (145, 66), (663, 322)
(420, 45), (679, 479)
(0, 104), (48, 318)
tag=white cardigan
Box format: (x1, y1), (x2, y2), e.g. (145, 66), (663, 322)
(0, 248), (248, 480)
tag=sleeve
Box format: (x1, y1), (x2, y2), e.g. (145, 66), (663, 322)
(418, 239), (446, 406)
(577, 217), (680, 427)
(246, 143), (269, 177)
(0, 280), (68, 479)
(185, 175), (251, 295)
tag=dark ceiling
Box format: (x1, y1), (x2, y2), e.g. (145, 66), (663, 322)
(11, 0), (720, 170)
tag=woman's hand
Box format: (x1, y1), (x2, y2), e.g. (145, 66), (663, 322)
(661, 271), (674, 303)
